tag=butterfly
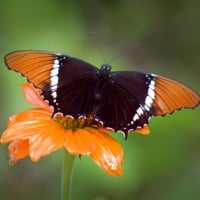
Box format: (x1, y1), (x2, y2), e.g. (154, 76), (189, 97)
(4, 50), (200, 137)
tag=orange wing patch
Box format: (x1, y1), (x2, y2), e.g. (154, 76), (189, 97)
(152, 76), (200, 115)
(5, 51), (56, 89)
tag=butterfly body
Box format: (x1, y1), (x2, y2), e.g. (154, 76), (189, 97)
(4, 50), (200, 137)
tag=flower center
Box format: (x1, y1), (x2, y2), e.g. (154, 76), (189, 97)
(53, 113), (102, 130)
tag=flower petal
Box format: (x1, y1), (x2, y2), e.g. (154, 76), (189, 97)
(7, 108), (51, 127)
(29, 125), (69, 161)
(64, 127), (123, 175)
(87, 128), (123, 175)
(8, 139), (30, 164)
(1, 109), (53, 143)
(135, 124), (150, 135)
(22, 83), (51, 111)
(64, 128), (96, 155)
(2, 115), (71, 162)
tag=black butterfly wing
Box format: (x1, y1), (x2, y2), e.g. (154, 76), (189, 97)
(5, 51), (99, 117)
(93, 71), (200, 135)
(93, 71), (153, 134)
(41, 54), (100, 117)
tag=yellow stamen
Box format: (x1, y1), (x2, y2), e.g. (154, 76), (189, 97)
(53, 113), (100, 130)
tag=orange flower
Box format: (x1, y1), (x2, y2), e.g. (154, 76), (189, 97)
(1, 83), (124, 175)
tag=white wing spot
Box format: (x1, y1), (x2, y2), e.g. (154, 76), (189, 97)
(145, 95), (153, 107)
(144, 75), (156, 108)
(132, 75), (156, 123)
(132, 106), (144, 122)
(148, 88), (155, 99)
(137, 107), (144, 116)
(50, 58), (60, 102)
(133, 113), (139, 122)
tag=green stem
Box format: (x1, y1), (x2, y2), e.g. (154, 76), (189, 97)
(61, 150), (75, 200)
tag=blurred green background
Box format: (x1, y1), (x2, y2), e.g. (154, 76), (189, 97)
(0, 0), (200, 200)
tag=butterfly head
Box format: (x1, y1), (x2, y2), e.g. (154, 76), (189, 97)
(100, 64), (112, 78)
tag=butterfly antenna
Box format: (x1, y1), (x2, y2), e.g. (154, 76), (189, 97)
(107, 42), (142, 65)
(91, 32), (107, 64)
(107, 51), (127, 65)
